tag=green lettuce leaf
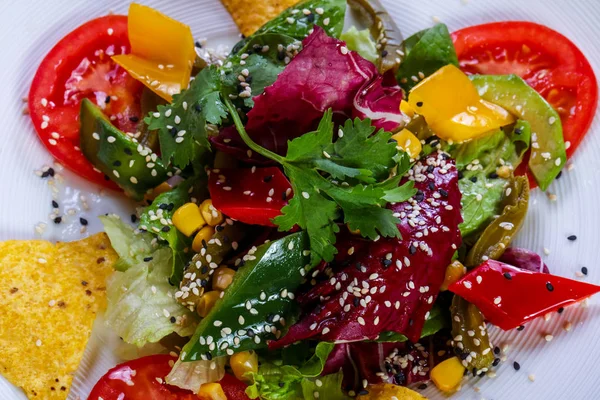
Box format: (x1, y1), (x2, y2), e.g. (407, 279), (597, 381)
(100, 213), (154, 271)
(101, 215), (200, 346)
(340, 26), (378, 64)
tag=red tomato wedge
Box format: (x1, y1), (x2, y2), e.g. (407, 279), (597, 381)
(28, 15), (144, 188)
(88, 354), (251, 400)
(452, 21), (598, 183)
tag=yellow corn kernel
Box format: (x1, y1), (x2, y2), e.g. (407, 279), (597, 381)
(213, 266), (236, 291)
(391, 129), (422, 159)
(192, 225), (215, 252)
(400, 99), (416, 118)
(431, 356), (465, 393)
(172, 203), (206, 237)
(230, 350), (258, 383)
(198, 382), (227, 400)
(200, 199), (224, 227)
(441, 260), (467, 291)
(197, 291), (221, 318)
(496, 165), (512, 179)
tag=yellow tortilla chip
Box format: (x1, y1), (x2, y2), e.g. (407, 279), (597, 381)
(0, 233), (117, 400)
(221, 0), (300, 36)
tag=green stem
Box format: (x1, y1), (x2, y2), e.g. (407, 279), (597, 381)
(224, 98), (286, 164)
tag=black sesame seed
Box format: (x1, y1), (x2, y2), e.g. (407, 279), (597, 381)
(470, 176), (478, 183)
(457, 170), (464, 179)
(161, 226), (171, 232)
(358, 390), (369, 395)
(409, 245), (417, 255)
(282, 191), (287, 200)
(503, 272), (512, 280)
(307, 13), (315, 22)
(488, 172), (499, 179)
(266, 313), (275, 323)
(353, 297), (360, 307)
(131, 214), (137, 223)
(546, 282), (554, 292)
(52, 200), (59, 208)
(277, 50), (286, 61)
(124, 148), (133, 155)
(105, 96), (111, 104)
(415, 190), (424, 202)
(104, 174), (110, 181)
(513, 361), (521, 371)
(418, 384), (427, 390)
(472, 367), (477, 377)
(169, 127), (178, 137)
(53, 216), (62, 224)
(216, 225), (224, 232)
(478, 371), (486, 378)
(200, 279), (208, 287)
(205, 351), (212, 360)
(394, 372), (406, 385)
(143, 257), (153, 262)
(167, 203), (175, 211)
(428, 182), (435, 190)
(80, 217), (88, 226)
(438, 188), (448, 197)
(514, 128), (523, 135)
(201, 266), (208, 274)
(202, 239), (208, 249)
(113, 160), (122, 167)
(159, 203), (169, 210)
(195, 41), (202, 48)
(194, 104), (202, 112)
(416, 101), (423, 107)
(263, 175), (273, 183)
(557, 307), (564, 314)
(382, 259), (392, 268)
(240, 34), (246, 39)
(381, 50), (388, 57)
(129, 116), (139, 123)
(582, 266), (588, 275)
(279, 382), (285, 388)
(170, 316), (176, 323)
(517, 325), (525, 331)
(492, 358), (501, 367)
(246, 76), (253, 84)
(556, 170), (563, 180)
(494, 346), (500, 355)
(567, 235), (577, 241)
(247, 328), (255, 337)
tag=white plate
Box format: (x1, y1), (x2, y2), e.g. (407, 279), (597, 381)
(1, 0), (599, 399)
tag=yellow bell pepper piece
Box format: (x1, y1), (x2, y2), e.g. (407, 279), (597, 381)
(357, 383), (427, 400)
(408, 65), (514, 143)
(112, 3), (195, 102)
(400, 100), (416, 118)
(173, 203), (206, 237)
(198, 382), (227, 400)
(430, 356), (466, 393)
(230, 351), (259, 383)
(391, 129), (422, 159)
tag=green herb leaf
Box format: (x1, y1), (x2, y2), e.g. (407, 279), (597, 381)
(138, 175), (209, 284)
(146, 66), (226, 168)
(181, 232), (310, 361)
(396, 24), (458, 92)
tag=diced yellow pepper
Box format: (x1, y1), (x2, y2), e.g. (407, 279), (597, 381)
(391, 128), (422, 159)
(408, 65), (514, 143)
(356, 383), (426, 399)
(198, 382), (227, 400)
(173, 203), (206, 237)
(197, 291), (221, 318)
(112, 3), (196, 102)
(230, 350), (258, 383)
(192, 225), (215, 252)
(200, 199), (224, 227)
(400, 100), (416, 118)
(440, 260), (467, 291)
(430, 356), (466, 393)
(212, 266), (236, 291)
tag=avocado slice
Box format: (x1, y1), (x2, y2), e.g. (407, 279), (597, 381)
(79, 98), (169, 200)
(471, 74), (566, 191)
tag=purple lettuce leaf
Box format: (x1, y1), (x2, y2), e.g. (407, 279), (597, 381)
(499, 247), (550, 274)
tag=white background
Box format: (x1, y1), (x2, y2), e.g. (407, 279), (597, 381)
(0, 0), (598, 399)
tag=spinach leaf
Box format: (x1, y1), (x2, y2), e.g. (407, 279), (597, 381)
(396, 24), (458, 92)
(139, 175), (209, 284)
(458, 176), (506, 240)
(181, 232), (310, 361)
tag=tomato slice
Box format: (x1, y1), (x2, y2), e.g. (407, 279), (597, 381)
(28, 15), (144, 188)
(88, 354), (251, 400)
(452, 21), (598, 182)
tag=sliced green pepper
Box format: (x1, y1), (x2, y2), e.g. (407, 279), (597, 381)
(465, 175), (530, 267)
(471, 75), (566, 191)
(79, 98), (169, 200)
(451, 295), (494, 373)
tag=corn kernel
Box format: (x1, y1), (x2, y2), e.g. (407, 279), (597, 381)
(391, 129), (422, 159)
(198, 382), (227, 400)
(230, 350), (258, 383)
(431, 356), (465, 393)
(213, 266), (236, 291)
(200, 199), (224, 227)
(400, 100), (416, 118)
(441, 260), (466, 291)
(173, 203), (206, 237)
(496, 165), (512, 179)
(192, 225), (215, 252)
(197, 291), (221, 318)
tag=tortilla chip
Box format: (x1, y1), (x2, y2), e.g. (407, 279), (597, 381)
(0, 233), (117, 400)
(221, 0), (300, 37)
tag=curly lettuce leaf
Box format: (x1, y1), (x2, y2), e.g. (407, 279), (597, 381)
(340, 26), (378, 64)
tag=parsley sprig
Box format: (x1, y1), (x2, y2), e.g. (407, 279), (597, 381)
(225, 99), (416, 265)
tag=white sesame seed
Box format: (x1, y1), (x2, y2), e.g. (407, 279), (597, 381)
(92, 132), (100, 140)
(286, 17), (295, 24)
(544, 334), (553, 342)
(35, 339), (42, 347)
(130, 176), (138, 184)
(302, 191), (310, 199)
(107, 136), (116, 143)
(315, 7), (324, 14)
(322, 327), (330, 335)
(494, 296), (502, 305)
(107, 28), (114, 35)
(340, 46), (348, 55)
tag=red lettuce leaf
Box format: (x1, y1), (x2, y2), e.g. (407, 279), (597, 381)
(212, 27), (406, 162)
(269, 152), (462, 349)
(499, 247), (550, 274)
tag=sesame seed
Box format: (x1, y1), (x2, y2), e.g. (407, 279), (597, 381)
(302, 191), (310, 199)
(315, 7), (324, 14)
(494, 296), (502, 305)
(107, 136), (116, 143)
(323, 17), (330, 26)
(546, 282), (554, 292)
(35, 339), (42, 347)
(544, 334), (553, 342)
(92, 132), (100, 140)
(567, 235), (577, 241)
(513, 361), (521, 371)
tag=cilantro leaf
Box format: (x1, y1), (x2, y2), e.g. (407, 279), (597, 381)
(145, 66), (226, 169)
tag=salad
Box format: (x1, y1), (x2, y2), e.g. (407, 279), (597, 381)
(20, 0), (600, 399)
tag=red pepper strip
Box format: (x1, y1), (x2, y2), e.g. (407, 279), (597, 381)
(449, 260), (600, 330)
(208, 167), (292, 227)
(220, 373), (251, 400)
